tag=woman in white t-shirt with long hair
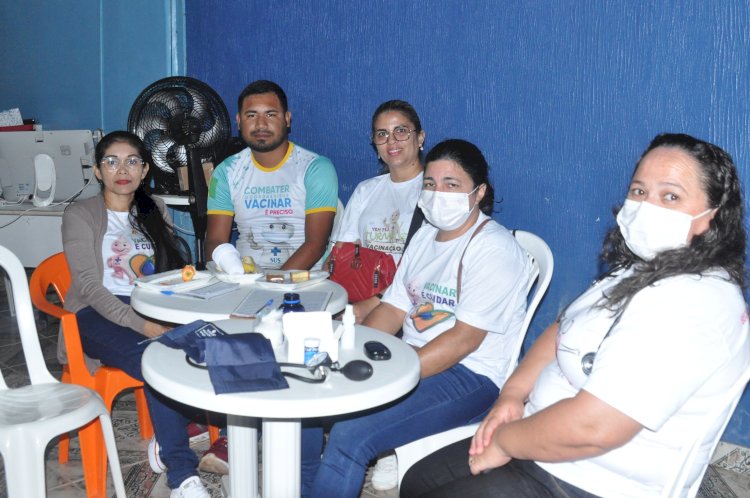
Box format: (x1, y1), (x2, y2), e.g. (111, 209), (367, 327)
(333, 99), (426, 323)
(62, 131), (211, 498)
(401, 133), (750, 498)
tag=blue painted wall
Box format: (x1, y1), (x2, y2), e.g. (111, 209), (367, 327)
(0, 1), (100, 129)
(0, 0), (182, 132)
(186, 1), (750, 445)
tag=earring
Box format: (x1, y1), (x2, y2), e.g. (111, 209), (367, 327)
(419, 145), (424, 151)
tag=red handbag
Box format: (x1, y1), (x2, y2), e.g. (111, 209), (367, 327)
(328, 243), (397, 303)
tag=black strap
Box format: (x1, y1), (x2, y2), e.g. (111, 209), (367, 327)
(403, 206), (425, 251)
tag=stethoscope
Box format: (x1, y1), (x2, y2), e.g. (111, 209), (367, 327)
(559, 287), (632, 377)
(187, 351), (374, 383)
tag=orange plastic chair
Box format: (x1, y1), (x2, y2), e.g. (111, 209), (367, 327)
(29, 252), (153, 497)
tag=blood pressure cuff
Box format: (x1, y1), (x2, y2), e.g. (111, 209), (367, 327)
(157, 320), (226, 364)
(205, 333), (289, 394)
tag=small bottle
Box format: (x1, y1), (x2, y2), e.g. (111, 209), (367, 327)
(304, 338), (320, 365)
(340, 304), (356, 349)
(280, 292), (305, 313)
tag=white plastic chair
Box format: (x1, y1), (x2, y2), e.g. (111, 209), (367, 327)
(660, 361), (750, 498)
(394, 229), (554, 486)
(316, 198), (346, 269)
(0, 245), (126, 498)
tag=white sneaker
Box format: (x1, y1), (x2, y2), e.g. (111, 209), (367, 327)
(148, 436), (166, 474)
(171, 476), (210, 498)
(371, 453), (398, 491)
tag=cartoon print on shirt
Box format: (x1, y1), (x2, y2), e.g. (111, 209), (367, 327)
(406, 277), (423, 306)
(259, 222), (294, 267)
(384, 209), (402, 243)
(107, 235), (136, 284)
(243, 229), (261, 251)
(128, 254), (156, 278)
(406, 277), (455, 333)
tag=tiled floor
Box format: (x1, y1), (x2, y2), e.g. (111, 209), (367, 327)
(1, 274), (749, 497)
(0, 274), (395, 498)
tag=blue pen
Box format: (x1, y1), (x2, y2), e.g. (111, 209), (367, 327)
(256, 298), (274, 316)
(161, 290), (175, 295)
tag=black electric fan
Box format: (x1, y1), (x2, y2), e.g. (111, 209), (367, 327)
(127, 76), (231, 268)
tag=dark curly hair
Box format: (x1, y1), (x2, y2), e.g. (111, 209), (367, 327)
(94, 131), (187, 272)
(424, 139), (495, 215)
(599, 133), (746, 312)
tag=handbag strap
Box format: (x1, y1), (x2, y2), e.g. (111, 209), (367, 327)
(403, 206), (425, 251)
(456, 218), (491, 303)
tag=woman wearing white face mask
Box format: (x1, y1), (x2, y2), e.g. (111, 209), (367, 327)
(401, 133), (750, 498)
(300, 139), (533, 498)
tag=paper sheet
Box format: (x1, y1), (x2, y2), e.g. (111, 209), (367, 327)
(232, 288), (332, 317)
(0, 108), (23, 127)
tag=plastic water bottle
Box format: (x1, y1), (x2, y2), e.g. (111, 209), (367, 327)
(280, 293), (305, 313)
(340, 304), (356, 349)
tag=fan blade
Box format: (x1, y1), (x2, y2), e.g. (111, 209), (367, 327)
(149, 89), (188, 116)
(148, 134), (178, 173)
(186, 87), (209, 121)
(166, 143), (188, 169)
(132, 111), (170, 138)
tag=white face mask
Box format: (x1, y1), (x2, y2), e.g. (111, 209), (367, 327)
(616, 199), (713, 260)
(418, 186), (479, 231)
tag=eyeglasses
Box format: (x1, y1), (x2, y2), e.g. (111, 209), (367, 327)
(372, 126), (417, 145)
(99, 155), (145, 172)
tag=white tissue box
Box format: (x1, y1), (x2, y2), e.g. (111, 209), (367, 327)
(282, 311), (338, 364)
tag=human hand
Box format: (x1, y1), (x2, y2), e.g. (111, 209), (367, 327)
(469, 391), (524, 457)
(468, 438), (512, 475)
(142, 320), (171, 339)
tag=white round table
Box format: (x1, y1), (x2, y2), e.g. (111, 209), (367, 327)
(130, 277), (347, 324)
(141, 320), (420, 498)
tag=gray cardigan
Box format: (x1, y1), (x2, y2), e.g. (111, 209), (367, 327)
(60, 193), (173, 364)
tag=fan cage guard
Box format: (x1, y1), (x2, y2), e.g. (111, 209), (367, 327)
(127, 76), (232, 195)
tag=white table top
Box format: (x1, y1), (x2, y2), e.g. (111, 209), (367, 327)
(131, 276), (347, 324)
(141, 320), (420, 418)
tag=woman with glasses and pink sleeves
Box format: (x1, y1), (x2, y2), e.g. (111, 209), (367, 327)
(62, 131), (210, 498)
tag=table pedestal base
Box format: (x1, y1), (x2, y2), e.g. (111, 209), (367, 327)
(263, 418), (302, 497)
(226, 415), (258, 498)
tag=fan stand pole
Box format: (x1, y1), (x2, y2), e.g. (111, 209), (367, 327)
(186, 150), (208, 269)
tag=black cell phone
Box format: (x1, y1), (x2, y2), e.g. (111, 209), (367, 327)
(364, 341), (391, 361)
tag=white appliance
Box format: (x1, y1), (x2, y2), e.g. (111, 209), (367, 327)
(0, 130), (98, 203)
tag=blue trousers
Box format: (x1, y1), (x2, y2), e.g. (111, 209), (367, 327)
(76, 297), (199, 489)
(301, 363), (499, 498)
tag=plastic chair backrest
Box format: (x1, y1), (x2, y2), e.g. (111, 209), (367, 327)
(29, 252), (95, 388)
(506, 230), (554, 380)
(0, 245), (56, 387)
(316, 198), (345, 269)
(332, 198), (345, 239)
(394, 229), (555, 486)
(660, 361), (750, 498)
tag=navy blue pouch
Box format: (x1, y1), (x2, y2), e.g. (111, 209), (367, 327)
(157, 320), (226, 363)
(205, 333), (289, 394)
